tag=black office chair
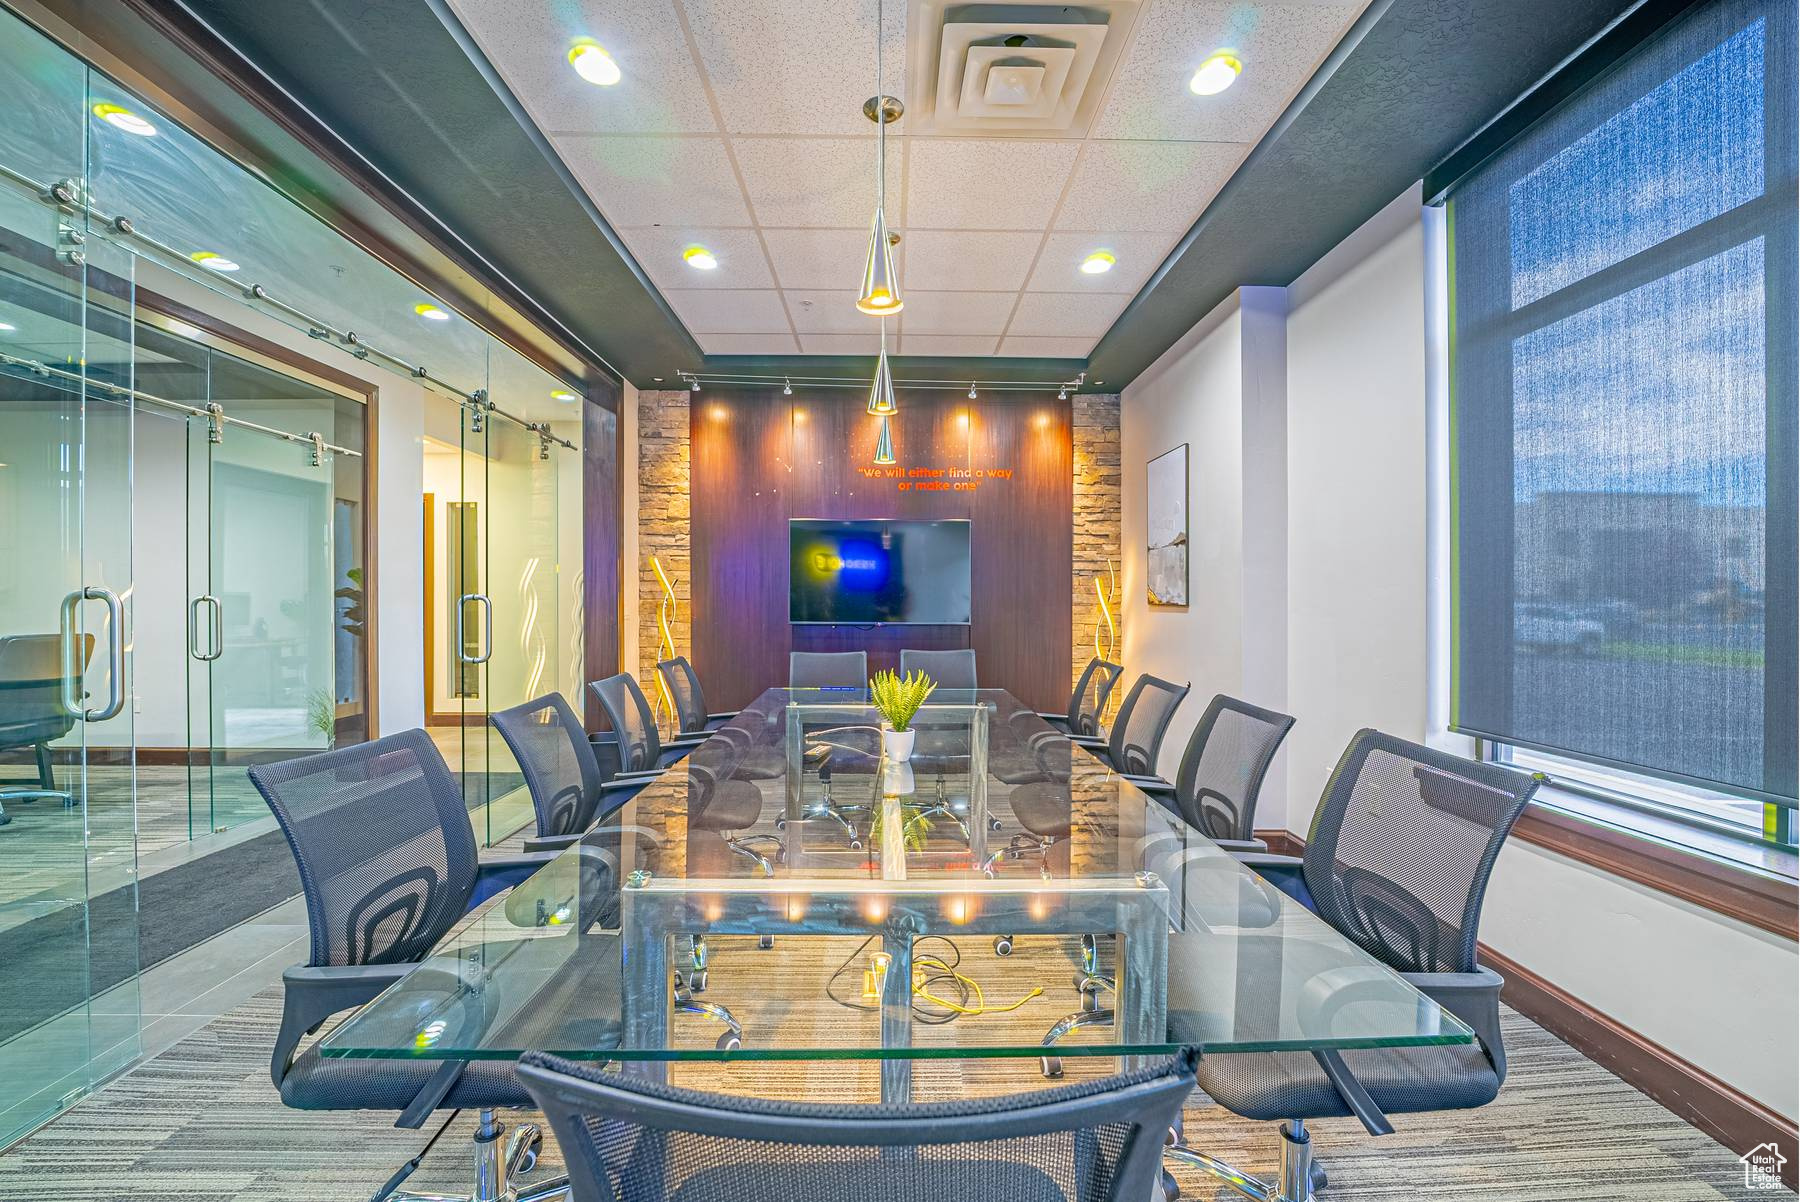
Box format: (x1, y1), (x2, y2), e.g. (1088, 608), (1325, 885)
(898, 647), (977, 688)
(1039, 657), (1124, 739)
(491, 693), (663, 854)
(1055, 730), (1542, 1200)
(1073, 673), (1189, 779)
(590, 672), (705, 780)
(788, 650), (868, 689)
(1122, 694), (1296, 854)
(519, 1048), (1198, 1202)
(657, 656), (739, 735)
(0, 633), (92, 825)
(250, 730), (742, 1202)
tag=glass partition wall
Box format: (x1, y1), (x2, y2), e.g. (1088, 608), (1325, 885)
(0, 3), (595, 1147)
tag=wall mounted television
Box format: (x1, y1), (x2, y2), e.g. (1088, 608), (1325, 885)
(790, 519), (972, 625)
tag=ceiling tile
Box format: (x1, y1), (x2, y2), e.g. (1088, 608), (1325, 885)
(1092, 2), (1366, 143)
(663, 288), (791, 333)
(898, 291), (1017, 336)
(680, 0), (907, 136)
(733, 136), (899, 228)
(619, 227), (775, 290)
(697, 332), (800, 354)
(900, 230), (1042, 293)
(1054, 141), (1244, 233)
(799, 332), (883, 355)
(555, 135), (752, 227)
(998, 335), (1096, 358)
(784, 290), (884, 335)
(761, 228), (872, 290)
(905, 139), (1080, 230)
(1024, 231), (1176, 294)
(445, 0), (718, 135)
(1007, 292), (1130, 339)
(900, 335), (1000, 356)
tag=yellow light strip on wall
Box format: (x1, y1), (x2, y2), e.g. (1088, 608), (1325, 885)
(651, 555), (680, 730)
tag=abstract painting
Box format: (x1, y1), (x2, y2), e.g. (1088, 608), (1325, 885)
(1146, 444), (1188, 607)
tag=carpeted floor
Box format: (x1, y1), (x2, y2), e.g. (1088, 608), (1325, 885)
(0, 931), (1774, 1201)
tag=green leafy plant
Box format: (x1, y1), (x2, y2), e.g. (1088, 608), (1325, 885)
(307, 688), (337, 746)
(869, 669), (936, 732)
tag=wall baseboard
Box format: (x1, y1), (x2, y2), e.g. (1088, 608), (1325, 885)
(1264, 828), (1796, 1185)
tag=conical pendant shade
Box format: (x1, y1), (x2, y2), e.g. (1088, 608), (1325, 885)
(866, 344), (897, 415)
(856, 207), (903, 315)
(873, 414), (895, 464)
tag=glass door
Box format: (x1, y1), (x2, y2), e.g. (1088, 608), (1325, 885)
(454, 391), (493, 827)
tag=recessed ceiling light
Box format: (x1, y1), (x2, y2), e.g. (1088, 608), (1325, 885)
(683, 245), (719, 271)
(415, 303), (450, 321)
(92, 102), (156, 136)
(551, 390), (578, 402)
(1080, 251), (1116, 275)
(568, 40), (621, 87)
(1190, 52), (1242, 97)
(190, 251), (240, 273)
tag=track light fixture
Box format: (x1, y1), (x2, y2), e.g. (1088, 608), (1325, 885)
(1058, 387), (1069, 400)
(968, 382), (978, 399)
(690, 378), (700, 392)
(783, 378), (793, 396)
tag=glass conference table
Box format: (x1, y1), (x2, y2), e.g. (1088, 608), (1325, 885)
(321, 688), (1473, 1106)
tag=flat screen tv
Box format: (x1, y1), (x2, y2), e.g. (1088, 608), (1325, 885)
(790, 519), (972, 625)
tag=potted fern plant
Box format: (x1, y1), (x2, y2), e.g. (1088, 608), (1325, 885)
(869, 668), (935, 763)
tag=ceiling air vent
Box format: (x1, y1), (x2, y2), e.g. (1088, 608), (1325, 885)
(905, 2), (1143, 137)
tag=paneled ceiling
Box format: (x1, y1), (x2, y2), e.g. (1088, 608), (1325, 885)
(444, 0), (1370, 359)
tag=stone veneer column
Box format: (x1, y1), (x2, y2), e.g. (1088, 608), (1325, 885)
(1072, 393), (1123, 691)
(636, 389), (691, 700)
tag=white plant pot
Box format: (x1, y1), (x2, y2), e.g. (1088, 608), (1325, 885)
(882, 726), (916, 763)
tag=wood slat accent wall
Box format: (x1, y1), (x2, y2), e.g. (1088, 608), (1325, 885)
(689, 388), (1073, 712)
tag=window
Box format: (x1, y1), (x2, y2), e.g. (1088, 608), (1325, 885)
(1449, 0), (1797, 847)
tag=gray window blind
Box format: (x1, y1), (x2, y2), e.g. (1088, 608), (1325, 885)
(1451, 0), (1797, 805)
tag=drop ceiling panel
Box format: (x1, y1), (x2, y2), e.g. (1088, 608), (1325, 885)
(620, 226), (776, 289)
(447, 0), (717, 135)
(733, 136), (901, 228)
(901, 229), (1042, 292)
(555, 135), (752, 227)
(1008, 292), (1131, 339)
(682, 0), (908, 135)
(761, 228), (878, 290)
(904, 138), (1080, 230)
(898, 290), (1017, 336)
(663, 288), (791, 333)
(1055, 141), (1246, 233)
(1092, 2), (1365, 142)
(454, 0), (1375, 362)
(1025, 231), (1175, 294)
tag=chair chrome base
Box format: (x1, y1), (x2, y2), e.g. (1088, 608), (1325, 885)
(385, 1110), (570, 1202)
(1162, 1120), (1323, 1202)
(0, 787), (74, 826)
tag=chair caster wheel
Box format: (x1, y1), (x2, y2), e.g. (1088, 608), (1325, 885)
(716, 1031), (741, 1052)
(1040, 1056), (1063, 1078)
(992, 936), (1013, 956)
(688, 969), (708, 993)
(505, 1125), (542, 1178)
(774, 817), (786, 830)
(758, 934), (775, 949)
(1160, 1166), (1180, 1200)
(1311, 1162), (1328, 1191)
(989, 816), (1003, 830)
(849, 839), (863, 850)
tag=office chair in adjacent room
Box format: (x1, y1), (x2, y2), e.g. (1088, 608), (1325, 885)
(0, 633), (92, 826)
(519, 1048), (1198, 1202)
(249, 729), (741, 1202)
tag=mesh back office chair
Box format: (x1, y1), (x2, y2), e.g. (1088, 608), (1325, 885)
(1079, 674), (1189, 777)
(0, 634), (92, 825)
(491, 693), (660, 853)
(789, 650), (868, 689)
(590, 673), (699, 778)
(898, 647), (977, 688)
(1040, 657), (1124, 739)
(1168, 731), (1544, 1200)
(1123, 695), (1296, 852)
(518, 1049), (1197, 1202)
(657, 656), (739, 735)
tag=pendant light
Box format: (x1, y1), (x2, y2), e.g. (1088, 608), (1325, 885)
(855, 0), (903, 316)
(873, 414), (896, 464)
(867, 323), (897, 416)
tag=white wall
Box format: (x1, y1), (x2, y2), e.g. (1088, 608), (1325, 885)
(1120, 184), (1799, 1120)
